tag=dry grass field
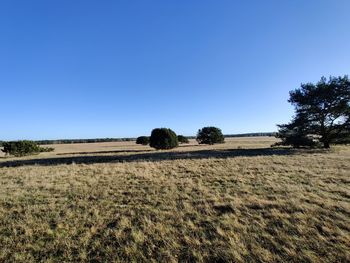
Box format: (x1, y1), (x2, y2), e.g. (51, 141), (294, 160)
(0, 137), (349, 262)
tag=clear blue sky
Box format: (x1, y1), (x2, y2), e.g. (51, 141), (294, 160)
(1, 0), (349, 140)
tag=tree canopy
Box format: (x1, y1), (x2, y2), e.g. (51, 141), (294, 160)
(149, 128), (178, 150)
(177, 135), (189, 144)
(136, 136), (150, 145)
(276, 76), (350, 148)
(196, 127), (225, 145)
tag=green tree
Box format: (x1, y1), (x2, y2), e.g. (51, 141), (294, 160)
(149, 128), (178, 150)
(136, 136), (150, 145)
(276, 76), (350, 148)
(177, 135), (189, 144)
(196, 127), (225, 145)
(274, 114), (317, 148)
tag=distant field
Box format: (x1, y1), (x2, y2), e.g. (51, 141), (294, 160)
(0, 137), (349, 262)
(0, 137), (278, 157)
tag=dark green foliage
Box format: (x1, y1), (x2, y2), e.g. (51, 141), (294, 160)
(273, 117), (317, 148)
(136, 136), (150, 145)
(177, 135), (189, 144)
(1, 140), (54, 157)
(149, 128), (178, 150)
(39, 147), (55, 153)
(196, 127), (225, 145)
(333, 130), (350, 144)
(276, 76), (350, 148)
(225, 132), (276, 137)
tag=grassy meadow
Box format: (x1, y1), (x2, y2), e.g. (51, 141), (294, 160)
(0, 137), (349, 262)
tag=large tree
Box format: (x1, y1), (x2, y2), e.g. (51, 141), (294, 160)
(277, 75), (350, 148)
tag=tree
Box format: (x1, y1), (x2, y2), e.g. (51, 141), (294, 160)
(177, 135), (189, 144)
(196, 126), (225, 145)
(274, 114), (317, 148)
(1, 140), (53, 157)
(136, 136), (150, 145)
(276, 76), (350, 148)
(149, 128), (178, 150)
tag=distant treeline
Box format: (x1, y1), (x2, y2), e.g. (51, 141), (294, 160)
(225, 132), (276, 138)
(0, 133), (275, 146)
(29, 138), (135, 145)
(176, 132), (276, 140)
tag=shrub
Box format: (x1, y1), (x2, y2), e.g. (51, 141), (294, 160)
(40, 147), (55, 153)
(150, 128), (178, 150)
(177, 135), (189, 144)
(196, 126), (225, 145)
(1, 140), (53, 157)
(136, 136), (150, 145)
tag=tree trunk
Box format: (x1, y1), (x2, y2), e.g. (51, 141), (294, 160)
(323, 141), (330, 148)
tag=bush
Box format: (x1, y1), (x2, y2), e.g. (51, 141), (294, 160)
(136, 136), (150, 145)
(150, 128), (178, 150)
(177, 135), (189, 144)
(1, 140), (54, 157)
(40, 147), (55, 153)
(196, 126), (225, 145)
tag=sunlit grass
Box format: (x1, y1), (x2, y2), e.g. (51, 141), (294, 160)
(0, 138), (349, 262)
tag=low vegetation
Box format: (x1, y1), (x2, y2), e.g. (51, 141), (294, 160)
(177, 135), (189, 144)
(0, 138), (349, 262)
(1, 140), (54, 157)
(136, 136), (150, 145)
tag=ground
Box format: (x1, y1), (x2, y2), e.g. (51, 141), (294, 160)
(0, 137), (349, 262)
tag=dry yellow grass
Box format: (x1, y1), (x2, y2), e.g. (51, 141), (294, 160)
(0, 137), (349, 262)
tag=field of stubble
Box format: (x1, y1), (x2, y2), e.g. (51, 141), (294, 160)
(0, 137), (349, 262)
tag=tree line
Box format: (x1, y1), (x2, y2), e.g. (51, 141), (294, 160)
(34, 138), (135, 145)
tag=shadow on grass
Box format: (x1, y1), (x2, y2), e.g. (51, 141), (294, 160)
(56, 149), (153, 155)
(0, 147), (301, 168)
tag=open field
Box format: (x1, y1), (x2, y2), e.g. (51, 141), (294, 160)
(0, 137), (349, 262)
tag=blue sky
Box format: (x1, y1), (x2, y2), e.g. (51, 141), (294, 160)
(0, 0), (349, 140)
